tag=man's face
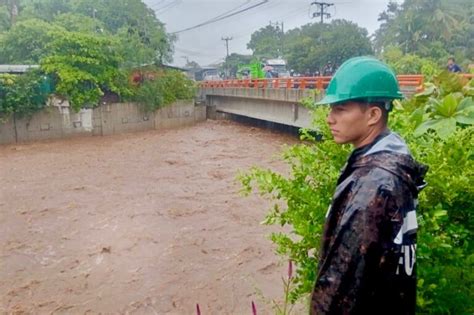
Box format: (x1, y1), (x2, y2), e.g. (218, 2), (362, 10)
(448, 59), (454, 65)
(326, 101), (372, 147)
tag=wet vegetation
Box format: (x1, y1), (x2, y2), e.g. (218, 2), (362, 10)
(0, 0), (194, 118)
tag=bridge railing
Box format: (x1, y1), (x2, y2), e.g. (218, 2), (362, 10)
(198, 74), (473, 93)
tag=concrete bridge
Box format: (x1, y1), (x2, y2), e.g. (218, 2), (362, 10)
(199, 75), (424, 129)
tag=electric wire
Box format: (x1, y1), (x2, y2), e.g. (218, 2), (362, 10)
(174, 1), (309, 63)
(200, 0), (253, 21)
(230, 3), (310, 39)
(152, 0), (181, 13)
(171, 0), (270, 34)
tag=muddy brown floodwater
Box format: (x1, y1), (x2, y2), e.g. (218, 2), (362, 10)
(0, 120), (301, 314)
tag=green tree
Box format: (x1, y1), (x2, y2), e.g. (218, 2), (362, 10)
(382, 47), (439, 77)
(68, 0), (175, 64)
(40, 30), (126, 111)
(223, 53), (253, 77)
(247, 24), (283, 60)
(0, 3), (11, 32)
(374, 0), (472, 65)
(19, 0), (73, 22)
(0, 18), (64, 64)
(7, 0), (175, 66)
(373, 1), (400, 53)
(53, 12), (105, 34)
(284, 20), (373, 74)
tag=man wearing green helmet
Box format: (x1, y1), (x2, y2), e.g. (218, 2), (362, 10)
(310, 57), (427, 315)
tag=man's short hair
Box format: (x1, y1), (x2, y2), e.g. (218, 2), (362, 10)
(357, 101), (389, 125)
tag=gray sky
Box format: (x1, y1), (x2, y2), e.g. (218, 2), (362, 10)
(143, 0), (401, 67)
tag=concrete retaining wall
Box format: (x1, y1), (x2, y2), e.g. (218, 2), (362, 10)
(0, 100), (206, 145)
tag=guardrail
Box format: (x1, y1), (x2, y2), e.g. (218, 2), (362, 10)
(198, 74), (473, 92)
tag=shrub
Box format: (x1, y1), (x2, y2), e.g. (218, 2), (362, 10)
(0, 71), (52, 120)
(40, 30), (127, 112)
(129, 69), (196, 112)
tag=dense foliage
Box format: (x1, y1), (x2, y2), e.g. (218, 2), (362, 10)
(247, 24), (285, 60)
(284, 20), (373, 74)
(246, 20), (373, 74)
(0, 0), (174, 65)
(128, 69), (196, 112)
(223, 53), (254, 78)
(382, 46), (440, 78)
(40, 31), (126, 111)
(0, 0), (196, 117)
(240, 73), (474, 314)
(0, 70), (51, 120)
(0, 18), (63, 64)
(374, 0), (473, 68)
(244, 0), (472, 76)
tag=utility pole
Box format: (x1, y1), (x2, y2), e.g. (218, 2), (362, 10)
(311, 1), (334, 23)
(269, 21), (284, 56)
(181, 56), (190, 66)
(221, 36), (233, 59)
(221, 36), (233, 79)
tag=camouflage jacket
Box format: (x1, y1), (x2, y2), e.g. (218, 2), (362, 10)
(310, 131), (427, 315)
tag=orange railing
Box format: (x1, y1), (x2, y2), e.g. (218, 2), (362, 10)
(198, 76), (332, 90)
(198, 74), (473, 92)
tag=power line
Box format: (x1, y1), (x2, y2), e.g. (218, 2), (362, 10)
(229, 4), (309, 40)
(174, 46), (223, 60)
(171, 0), (269, 34)
(311, 1), (334, 23)
(205, 0), (252, 22)
(153, 0), (181, 13)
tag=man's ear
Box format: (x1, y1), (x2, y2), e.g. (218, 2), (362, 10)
(367, 105), (383, 126)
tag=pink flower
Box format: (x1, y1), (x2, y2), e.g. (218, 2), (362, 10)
(251, 300), (257, 315)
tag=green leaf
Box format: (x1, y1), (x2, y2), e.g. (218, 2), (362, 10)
(457, 97), (474, 111)
(454, 110), (474, 125)
(414, 83), (436, 97)
(434, 117), (457, 139)
(435, 94), (458, 117)
(410, 107), (425, 127)
(433, 209), (448, 217)
(414, 119), (439, 136)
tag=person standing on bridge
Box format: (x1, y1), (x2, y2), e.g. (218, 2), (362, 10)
(447, 57), (462, 73)
(310, 56), (427, 315)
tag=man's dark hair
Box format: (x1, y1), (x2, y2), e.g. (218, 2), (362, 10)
(448, 57), (455, 62)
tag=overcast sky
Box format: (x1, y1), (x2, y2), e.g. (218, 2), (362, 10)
(143, 0), (401, 67)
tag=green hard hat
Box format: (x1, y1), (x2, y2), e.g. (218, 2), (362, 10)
(316, 56), (403, 106)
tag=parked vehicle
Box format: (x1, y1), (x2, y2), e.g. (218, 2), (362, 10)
(264, 58), (290, 78)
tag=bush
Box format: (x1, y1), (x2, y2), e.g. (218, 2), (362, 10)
(239, 73), (473, 314)
(129, 69), (196, 112)
(40, 30), (127, 112)
(0, 71), (52, 120)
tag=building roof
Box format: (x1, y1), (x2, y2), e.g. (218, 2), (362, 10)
(0, 64), (39, 73)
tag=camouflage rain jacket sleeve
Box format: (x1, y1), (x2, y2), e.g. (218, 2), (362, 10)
(310, 131), (428, 315)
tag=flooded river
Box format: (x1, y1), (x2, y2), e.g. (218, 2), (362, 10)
(0, 120), (299, 314)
